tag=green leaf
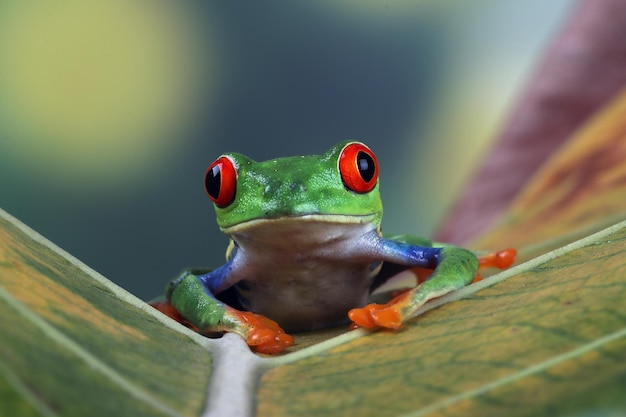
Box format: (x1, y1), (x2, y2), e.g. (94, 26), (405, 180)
(0, 210), (213, 417)
(3, 214), (625, 417)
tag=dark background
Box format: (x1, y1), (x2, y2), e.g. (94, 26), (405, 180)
(0, 1), (574, 299)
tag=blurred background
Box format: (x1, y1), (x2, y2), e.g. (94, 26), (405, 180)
(0, 1), (575, 299)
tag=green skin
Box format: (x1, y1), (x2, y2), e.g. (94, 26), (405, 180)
(163, 141), (479, 352)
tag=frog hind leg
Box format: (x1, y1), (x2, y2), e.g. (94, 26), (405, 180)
(152, 267), (293, 354)
(350, 240), (479, 329)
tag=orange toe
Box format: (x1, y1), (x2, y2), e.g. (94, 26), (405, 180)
(232, 310), (294, 354)
(479, 248), (517, 270)
(348, 305), (380, 329)
(370, 306), (403, 329)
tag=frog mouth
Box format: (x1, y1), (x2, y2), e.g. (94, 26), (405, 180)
(220, 213), (379, 235)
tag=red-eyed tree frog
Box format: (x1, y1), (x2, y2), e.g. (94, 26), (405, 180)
(151, 141), (516, 354)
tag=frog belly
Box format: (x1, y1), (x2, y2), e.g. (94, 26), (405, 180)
(236, 262), (373, 332)
(226, 217), (380, 332)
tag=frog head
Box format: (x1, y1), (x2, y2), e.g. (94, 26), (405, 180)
(204, 141), (383, 232)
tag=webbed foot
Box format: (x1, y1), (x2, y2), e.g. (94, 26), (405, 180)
(348, 289), (411, 329)
(479, 248), (517, 269)
(474, 248), (517, 282)
(150, 299), (294, 353)
(224, 308), (294, 354)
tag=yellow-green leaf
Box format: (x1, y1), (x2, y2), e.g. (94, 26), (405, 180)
(0, 210), (212, 417)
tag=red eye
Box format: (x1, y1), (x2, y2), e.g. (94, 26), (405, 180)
(205, 156), (237, 208)
(338, 142), (379, 193)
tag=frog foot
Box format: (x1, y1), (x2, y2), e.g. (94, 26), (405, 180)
(473, 248), (517, 282)
(225, 308), (295, 354)
(151, 300), (293, 354)
(348, 289), (412, 330)
(478, 248), (517, 270)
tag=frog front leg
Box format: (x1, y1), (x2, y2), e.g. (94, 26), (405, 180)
(160, 265), (294, 354)
(350, 237), (479, 329)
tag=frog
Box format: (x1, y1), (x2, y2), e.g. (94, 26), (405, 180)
(150, 141), (516, 354)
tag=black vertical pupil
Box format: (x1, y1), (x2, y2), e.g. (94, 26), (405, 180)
(205, 165), (221, 199)
(356, 151), (375, 182)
